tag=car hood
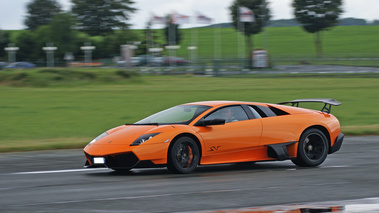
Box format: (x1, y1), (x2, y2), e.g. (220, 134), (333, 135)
(96, 125), (165, 145)
(83, 124), (187, 156)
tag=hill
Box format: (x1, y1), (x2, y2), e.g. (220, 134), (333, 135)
(202, 18), (379, 28)
(164, 25), (379, 59)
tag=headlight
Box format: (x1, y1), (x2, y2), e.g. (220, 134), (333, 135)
(87, 132), (108, 146)
(130, 133), (161, 146)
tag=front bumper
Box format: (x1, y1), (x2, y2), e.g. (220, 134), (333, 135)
(330, 133), (344, 154)
(84, 152), (164, 169)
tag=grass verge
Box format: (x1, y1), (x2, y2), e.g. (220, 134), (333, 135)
(0, 70), (378, 152)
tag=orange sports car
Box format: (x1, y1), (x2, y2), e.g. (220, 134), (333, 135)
(84, 99), (344, 174)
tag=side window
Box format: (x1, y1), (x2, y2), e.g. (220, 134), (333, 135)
(250, 105), (277, 117)
(247, 106), (262, 119)
(205, 106), (249, 123)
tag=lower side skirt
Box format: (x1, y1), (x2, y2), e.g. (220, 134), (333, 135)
(266, 142), (297, 161)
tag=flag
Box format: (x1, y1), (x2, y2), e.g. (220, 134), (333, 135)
(172, 12), (190, 24)
(150, 14), (166, 25)
(196, 12), (212, 24)
(239, 6), (255, 22)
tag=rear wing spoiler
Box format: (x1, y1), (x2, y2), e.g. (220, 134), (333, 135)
(278, 98), (341, 114)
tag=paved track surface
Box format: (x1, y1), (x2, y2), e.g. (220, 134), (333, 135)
(1, 136), (379, 212)
(274, 65), (379, 74)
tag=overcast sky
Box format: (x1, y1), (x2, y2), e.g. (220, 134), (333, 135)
(0, 0), (378, 30)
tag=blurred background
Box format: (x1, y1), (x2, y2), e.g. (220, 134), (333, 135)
(0, 0), (378, 69)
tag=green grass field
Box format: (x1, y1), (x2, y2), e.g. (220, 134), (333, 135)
(139, 25), (379, 59)
(1, 69), (379, 152)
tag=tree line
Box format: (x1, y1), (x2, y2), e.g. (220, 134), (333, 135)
(1, 0), (348, 63)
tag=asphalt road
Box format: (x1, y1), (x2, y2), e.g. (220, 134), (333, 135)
(274, 65), (379, 74)
(1, 136), (379, 212)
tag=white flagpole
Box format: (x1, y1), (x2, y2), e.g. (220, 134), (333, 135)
(146, 20), (149, 57)
(237, 6), (243, 61)
(218, 22), (222, 60)
(169, 13), (174, 67)
(241, 17), (245, 60)
(213, 9), (221, 60)
(192, 13), (198, 66)
(149, 16), (154, 57)
(147, 19), (153, 62)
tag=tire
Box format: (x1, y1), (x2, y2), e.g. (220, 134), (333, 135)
(291, 128), (329, 167)
(167, 136), (200, 174)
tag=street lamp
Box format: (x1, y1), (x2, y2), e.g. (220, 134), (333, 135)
(43, 43), (58, 67)
(187, 46), (197, 65)
(4, 44), (19, 63)
(165, 45), (180, 67)
(81, 43), (96, 65)
(149, 47), (163, 57)
(121, 45), (135, 68)
(165, 45), (180, 51)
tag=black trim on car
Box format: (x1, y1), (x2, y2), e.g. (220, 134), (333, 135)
(241, 105), (256, 119)
(253, 105), (277, 117)
(84, 152), (165, 169)
(278, 98), (342, 114)
(330, 133), (344, 154)
(268, 106), (290, 116)
(266, 142), (297, 161)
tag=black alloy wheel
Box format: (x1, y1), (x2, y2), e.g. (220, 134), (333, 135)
(292, 128), (329, 167)
(168, 136), (200, 174)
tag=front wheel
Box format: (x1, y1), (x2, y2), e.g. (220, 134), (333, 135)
(291, 128), (329, 167)
(167, 136), (200, 174)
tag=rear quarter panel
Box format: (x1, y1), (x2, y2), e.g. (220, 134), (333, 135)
(260, 112), (341, 157)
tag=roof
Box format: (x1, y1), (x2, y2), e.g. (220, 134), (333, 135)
(184, 101), (265, 107)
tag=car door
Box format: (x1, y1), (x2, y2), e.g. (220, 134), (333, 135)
(192, 105), (263, 164)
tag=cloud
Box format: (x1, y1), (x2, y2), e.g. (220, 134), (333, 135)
(0, 0), (28, 30)
(342, 0), (379, 21)
(0, 0), (378, 30)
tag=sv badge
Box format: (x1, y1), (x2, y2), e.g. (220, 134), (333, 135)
(208, 146), (221, 152)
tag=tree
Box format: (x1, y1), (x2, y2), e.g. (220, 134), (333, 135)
(24, 0), (62, 30)
(97, 30), (139, 58)
(293, 0), (343, 58)
(0, 30), (10, 60)
(18, 25), (52, 62)
(71, 0), (136, 36)
(48, 12), (77, 58)
(230, 0), (271, 57)
(15, 31), (38, 61)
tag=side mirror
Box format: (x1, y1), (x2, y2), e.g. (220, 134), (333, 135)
(195, 118), (225, 126)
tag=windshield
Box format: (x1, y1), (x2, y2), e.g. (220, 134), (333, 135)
(134, 105), (211, 125)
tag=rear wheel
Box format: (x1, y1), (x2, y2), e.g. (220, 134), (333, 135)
(292, 128), (329, 167)
(167, 136), (200, 174)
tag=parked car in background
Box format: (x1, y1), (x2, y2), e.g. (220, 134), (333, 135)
(151, 57), (163, 66)
(0, 62), (8, 70)
(161, 57), (189, 66)
(137, 55), (155, 66)
(5, 62), (36, 69)
(117, 57), (140, 67)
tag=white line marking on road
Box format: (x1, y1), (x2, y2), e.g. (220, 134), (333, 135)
(322, 165), (350, 168)
(12, 168), (108, 175)
(20, 181), (352, 207)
